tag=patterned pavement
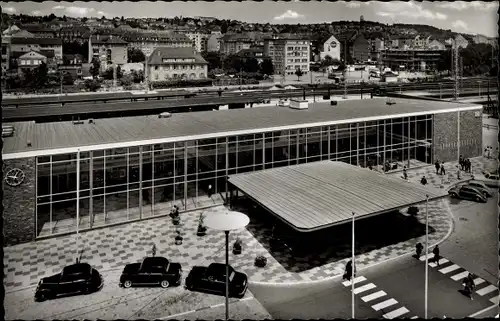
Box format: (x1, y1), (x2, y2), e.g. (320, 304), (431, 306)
(3, 157), (496, 291)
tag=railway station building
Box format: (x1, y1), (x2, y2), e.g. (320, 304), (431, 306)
(2, 98), (483, 245)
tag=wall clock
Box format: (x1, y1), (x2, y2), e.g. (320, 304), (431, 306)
(4, 168), (25, 187)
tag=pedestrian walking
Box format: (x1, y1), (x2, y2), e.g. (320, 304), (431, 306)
(459, 155), (464, 170)
(440, 162), (446, 175)
(487, 146), (491, 159)
(462, 273), (476, 300)
(343, 260), (353, 281)
(420, 176), (428, 185)
(208, 184), (213, 198)
(415, 242), (423, 259)
(432, 245), (440, 266)
(485, 147), (488, 157)
(403, 166), (408, 180)
(466, 159), (471, 173)
(434, 160), (440, 174)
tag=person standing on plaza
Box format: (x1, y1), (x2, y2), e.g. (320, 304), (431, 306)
(459, 155), (464, 170)
(466, 159), (471, 173)
(420, 176), (428, 185)
(208, 184), (213, 198)
(403, 166), (408, 180)
(415, 242), (423, 259)
(433, 245), (440, 267)
(440, 162), (446, 176)
(435, 160), (440, 174)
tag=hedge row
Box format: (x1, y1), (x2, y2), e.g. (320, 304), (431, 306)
(151, 79), (214, 89)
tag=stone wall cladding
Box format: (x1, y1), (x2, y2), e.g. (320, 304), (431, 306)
(433, 109), (483, 163)
(2, 157), (36, 246)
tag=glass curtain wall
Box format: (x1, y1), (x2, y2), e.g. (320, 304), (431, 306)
(35, 115), (433, 238)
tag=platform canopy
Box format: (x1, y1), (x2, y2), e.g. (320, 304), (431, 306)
(228, 161), (448, 232)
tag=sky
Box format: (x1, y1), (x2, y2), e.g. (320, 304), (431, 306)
(1, 1), (498, 37)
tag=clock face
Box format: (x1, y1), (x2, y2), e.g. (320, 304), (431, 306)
(5, 168), (25, 187)
(330, 42), (337, 49)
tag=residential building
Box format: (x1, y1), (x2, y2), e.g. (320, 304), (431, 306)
(263, 35), (310, 75)
(220, 34), (254, 55)
(382, 48), (445, 71)
(2, 37), (10, 71)
(10, 37), (63, 61)
(56, 26), (91, 44)
(206, 34), (223, 52)
(472, 34), (496, 46)
(59, 54), (84, 79)
(412, 35), (431, 49)
(20, 25), (56, 38)
(11, 30), (35, 39)
(236, 46), (268, 63)
(15, 50), (56, 74)
(333, 31), (358, 63)
(186, 32), (210, 52)
(428, 39), (446, 51)
(123, 32), (192, 56)
(320, 35), (341, 61)
(89, 35), (128, 72)
(146, 46), (208, 82)
(445, 34), (469, 49)
(351, 34), (370, 63)
(2, 25), (21, 36)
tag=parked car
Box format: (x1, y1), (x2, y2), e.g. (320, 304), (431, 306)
(34, 263), (103, 302)
(119, 257), (182, 288)
(466, 181), (494, 197)
(185, 263), (248, 298)
(473, 171), (500, 187)
(448, 185), (487, 203)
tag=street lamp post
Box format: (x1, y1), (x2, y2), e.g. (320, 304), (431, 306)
(352, 211), (356, 319)
(204, 209), (250, 321)
(424, 194), (429, 319)
(144, 47), (152, 92)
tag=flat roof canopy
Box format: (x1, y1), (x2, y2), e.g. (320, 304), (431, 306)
(228, 161), (448, 232)
(3, 98), (480, 159)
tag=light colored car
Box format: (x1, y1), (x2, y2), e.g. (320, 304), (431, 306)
(466, 181), (494, 197)
(472, 171), (500, 187)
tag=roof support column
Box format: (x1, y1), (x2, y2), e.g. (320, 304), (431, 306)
(184, 142), (188, 212)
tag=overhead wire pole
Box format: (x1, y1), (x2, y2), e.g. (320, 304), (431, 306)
(424, 194), (429, 319)
(76, 149), (81, 263)
(343, 39), (347, 99)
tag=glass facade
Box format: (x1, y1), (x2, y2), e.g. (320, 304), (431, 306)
(35, 116), (433, 238)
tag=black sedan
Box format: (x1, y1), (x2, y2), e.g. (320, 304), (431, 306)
(448, 185), (487, 203)
(185, 263), (248, 298)
(34, 262), (103, 302)
(119, 256), (182, 288)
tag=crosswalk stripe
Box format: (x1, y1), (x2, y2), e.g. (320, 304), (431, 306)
(361, 290), (387, 302)
(476, 284), (498, 296)
(489, 295), (500, 305)
(428, 258), (449, 268)
(383, 307), (410, 319)
(451, 271), (470, 281)
(411, 316), (419, 319)
(372, 298), (398, 311)
(342, 276), (367, 287)
(474, 278), (485, 286)
(353, 283), (377, 294)
(439, 264), (461, 274)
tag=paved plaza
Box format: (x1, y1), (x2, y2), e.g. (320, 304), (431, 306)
(3, 157), (497, 292)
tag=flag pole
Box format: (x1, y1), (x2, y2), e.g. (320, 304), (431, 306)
(352, 211), (355, 319)
(425, 195), (429, 319)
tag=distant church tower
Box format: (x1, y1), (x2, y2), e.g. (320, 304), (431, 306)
(360, 15), (365, 23)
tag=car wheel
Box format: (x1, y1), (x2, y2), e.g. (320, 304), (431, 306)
(185, 278), (193, 290)
(160, 280), (170, 288)
(476, 196), (481, 202)
(37, 293), (47, 302)
(450, 193), (457, 198)
(123, 280), (132, 288)
(483, 192), (489, 198)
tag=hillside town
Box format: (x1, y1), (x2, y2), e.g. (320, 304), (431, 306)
(1, 12), (497, 94)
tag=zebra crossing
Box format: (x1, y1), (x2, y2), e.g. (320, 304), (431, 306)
(341, 276), (417, 319)
(419, 254), (500, 304)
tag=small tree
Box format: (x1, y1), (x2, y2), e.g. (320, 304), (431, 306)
(259, 58), (274, 76)
(295, 68), (304, 81)
(128, 48), (146, 63)
(35, 61), (49, 88)
(84, 79), (101, 92)
(89, 58), (101, 79)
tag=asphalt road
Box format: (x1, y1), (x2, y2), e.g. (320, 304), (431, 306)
(440, 195), (499, 285)
(249, 279), (382, 319)
(360, 254), (494, 319)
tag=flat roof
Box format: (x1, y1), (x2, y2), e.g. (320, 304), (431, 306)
(228, 161), (448, 231)
(3, 98), (481, 159)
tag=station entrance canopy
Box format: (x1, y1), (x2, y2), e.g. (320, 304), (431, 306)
(228, 161), (448, 232)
